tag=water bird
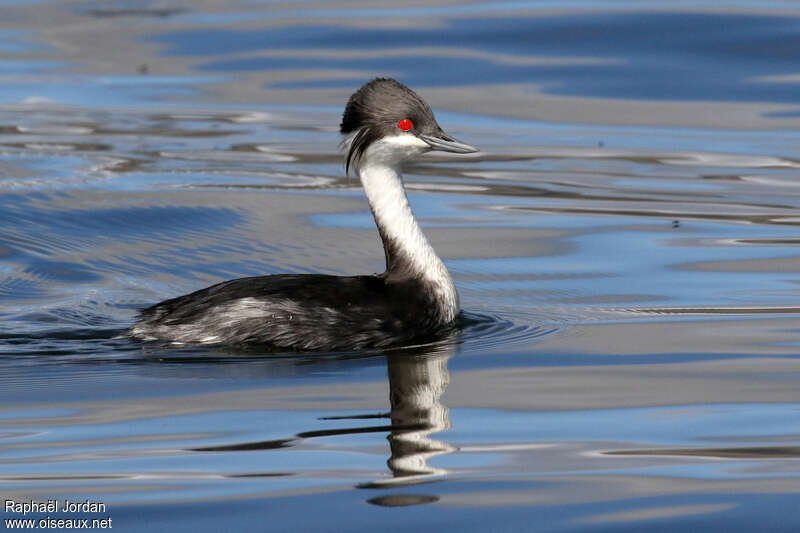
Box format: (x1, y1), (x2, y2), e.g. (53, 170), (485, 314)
(130, 78), (478, 350)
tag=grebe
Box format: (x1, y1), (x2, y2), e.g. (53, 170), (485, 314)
(130, 78), (478, 350)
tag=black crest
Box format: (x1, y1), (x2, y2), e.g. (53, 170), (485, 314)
(340, 78), (441, 174)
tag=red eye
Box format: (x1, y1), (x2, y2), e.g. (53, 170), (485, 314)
(398, 118), (413, 131)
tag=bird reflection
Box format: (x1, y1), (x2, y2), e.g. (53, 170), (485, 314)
(190, 340), (456, 498)
(314, 341), (456, 490)
(381, 345), (455, 483)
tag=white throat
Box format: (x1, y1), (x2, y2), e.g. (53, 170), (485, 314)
(355, 135), (459, 322)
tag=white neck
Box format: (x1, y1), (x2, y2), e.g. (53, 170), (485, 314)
(356, 139), (459, 323)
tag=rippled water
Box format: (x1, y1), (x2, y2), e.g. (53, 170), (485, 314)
(2, 2), (800, 531)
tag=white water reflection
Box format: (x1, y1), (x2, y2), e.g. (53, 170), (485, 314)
(380, 348), (456, 485)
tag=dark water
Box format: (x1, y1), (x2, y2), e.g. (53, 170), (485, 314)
(2, 2), (800, 531)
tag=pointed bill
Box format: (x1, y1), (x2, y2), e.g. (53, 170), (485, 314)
(419, 133), (478, 154)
